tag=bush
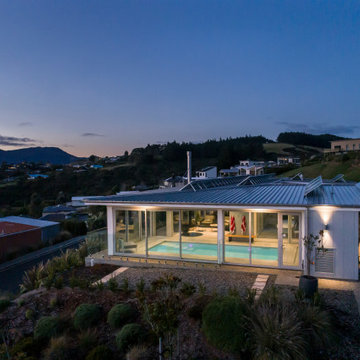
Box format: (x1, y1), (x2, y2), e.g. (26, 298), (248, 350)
(86, 345), (113, 360)
(34, 316), (62, 341)
(188, 296), (210, 321)
(107, 303), (136, 329)
(249, 305), (306, 359)
(62, 219), (87, 236)
(116, 323), (145, 353)
(52, 231), (72, 244)
(180, 282), (196, 297)
(54, 275), (64, 289)
(25, 309), (35, 321)
(0, 299), (10, 313)
(202, 296), (250, 354)
(126, 345), (151, 360)
(108, 277), (118, 292)
(78, 329), (98, 354)
(44, 336), (73, 360)
(10, 337), (39, 358)
(74, 304), (102, 330)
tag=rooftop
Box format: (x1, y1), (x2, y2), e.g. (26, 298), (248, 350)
(0, 216), (59, 228)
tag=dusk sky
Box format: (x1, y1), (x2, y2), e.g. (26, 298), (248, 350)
(0, 1), (359, 156)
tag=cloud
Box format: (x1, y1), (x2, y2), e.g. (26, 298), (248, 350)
(81, 132), (105, 137)
(18, 122), (32, 127)
(277, 121), (360, 135)
(0, 135), (37, 146)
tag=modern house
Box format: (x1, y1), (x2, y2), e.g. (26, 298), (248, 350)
(220, 160), (264, 177)
(85, 174), (360, 280)
(277, 157), (301, 166)
(327, 138), (360, 153)
(196, 166), (217, 179)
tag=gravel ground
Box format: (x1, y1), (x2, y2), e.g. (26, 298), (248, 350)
(115, 266), (259, 294)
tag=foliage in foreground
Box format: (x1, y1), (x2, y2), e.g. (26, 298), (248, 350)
(201, 287), (337, 360)
(73, 303), (103, 331)
(107, 303), (136, 329)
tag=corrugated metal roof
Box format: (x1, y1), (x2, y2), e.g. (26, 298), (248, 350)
(0, 216), (59, 227)
(86, 182), (360, 208)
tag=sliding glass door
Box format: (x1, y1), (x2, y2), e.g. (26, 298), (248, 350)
(280, 214), (300, 268)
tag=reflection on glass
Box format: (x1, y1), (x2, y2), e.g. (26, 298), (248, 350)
(251, 212), (278, 266)
(181, 210), (218, 261)
(147, 211), (180, 258)
(224, 211), (250, 264)
(282, 214), (300, 267)
(114, 210), (146, 255)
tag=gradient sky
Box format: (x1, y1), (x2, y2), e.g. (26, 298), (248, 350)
(0, 1), (359, 156)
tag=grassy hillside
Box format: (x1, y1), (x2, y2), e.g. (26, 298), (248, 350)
(282, 154), (360, 181)
(263, 142), (323, 157)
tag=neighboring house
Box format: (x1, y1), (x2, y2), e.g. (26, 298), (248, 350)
(85, 174), (360, 281)
(0, 217), (60, 259)
(42, 205), (77, 219)
(163, 175), (186, 188)
(220, 163), (264, 177)
(327, 138), (360, 153)
(196, 166), (217, 179)
(239, 160), (265, 167)
(277, 157), (301, 166)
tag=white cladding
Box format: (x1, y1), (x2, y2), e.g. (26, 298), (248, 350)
(308, 208), (359, 280)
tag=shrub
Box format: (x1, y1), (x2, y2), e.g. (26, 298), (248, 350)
(126, 345), (151, 360)
(108, 277), (118, 292)
(44, 336), (73, 360)
(73, 304), (102, 330)
(25, 309), (35, 321)
(52, 231), (72, 244)
(70, 274), (89, 289)
(10, 337), (39, 358)
(78, 329), (98, 354)
(0, 299), (10, 313)
(62, 219), (87, 236)
(86, 345), (113, 360)
(54, 276), (64, 289)
(116, 323), (145, 353)
(180, 282), (196, 297)
(107, 303), (136, 329)
(120, 278), (130, 294)
(202, 296), (250, 354)
(34, 316), (61, 341)
(250, 305), (307, 359)
(188, 296), (210, 321)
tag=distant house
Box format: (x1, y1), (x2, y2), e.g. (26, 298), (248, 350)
(220, 161), (264, 177)
(196, 166), (217, 179)
(28, 174), (49, 180)
(0, 217), (60, 259)
(327, 138), (360, 153)
(42, 205), (77, 220)
(277, 157), (301, 166)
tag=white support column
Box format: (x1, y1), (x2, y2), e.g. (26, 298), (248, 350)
(217, 210), (224, 264)
(166, 211), (174, 237)
(107, 206), (115, 256)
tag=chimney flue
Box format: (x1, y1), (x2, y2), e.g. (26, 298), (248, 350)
(187, 151), (192, 184)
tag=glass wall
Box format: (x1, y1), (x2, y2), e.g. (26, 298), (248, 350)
(251, 212), (278, 266)
(224, 210), (251, 264)
(181, 210), (218, 261)
(114, 210), (146, 256)
(147, 210), (180, 258)
(282, 214), (300, 267)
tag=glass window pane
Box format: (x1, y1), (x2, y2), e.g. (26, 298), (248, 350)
(148, 211), (180, 258)
(181, 210), (218, 261)
(282, 214), (300, 267)
(114, 210), (146, 256)
(224, 211), (250, 264)
(251, 212), (278, 266)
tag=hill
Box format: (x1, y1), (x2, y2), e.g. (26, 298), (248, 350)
(0, 147), (80, 164)
(282, 153), (360, 181)
(277, 132), (345, 148)
(263, 142), (323, 157)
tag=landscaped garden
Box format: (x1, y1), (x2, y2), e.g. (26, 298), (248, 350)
(1, 245), (360, 360)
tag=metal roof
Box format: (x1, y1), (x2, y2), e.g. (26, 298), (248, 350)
(0, 216), (59, 227)
(85, 181), (360, 208)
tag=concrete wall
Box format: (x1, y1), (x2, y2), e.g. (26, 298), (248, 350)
(308, 208), (359, 280)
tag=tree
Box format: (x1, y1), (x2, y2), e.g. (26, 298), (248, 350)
(28, 193), (43, 218)
(56, 191), (66, 204)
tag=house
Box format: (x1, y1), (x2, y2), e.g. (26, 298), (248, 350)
(327, 138), (360, 153)
(0, 217), (60, 259)
(277, 157), (301, 166)
(196, 166), (217, 179)
(84, 174), (360, 281)
(42, 205), (77, 220)
(220, 161), (264, 177)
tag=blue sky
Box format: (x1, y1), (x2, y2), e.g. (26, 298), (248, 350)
(0, 1), (359, 156)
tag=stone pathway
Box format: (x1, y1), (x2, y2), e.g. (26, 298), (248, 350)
(252, 274), (269, 300)
(92, 267), (128, 285)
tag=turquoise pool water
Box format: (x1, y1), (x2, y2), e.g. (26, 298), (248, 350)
(149, 241), (277, 261)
